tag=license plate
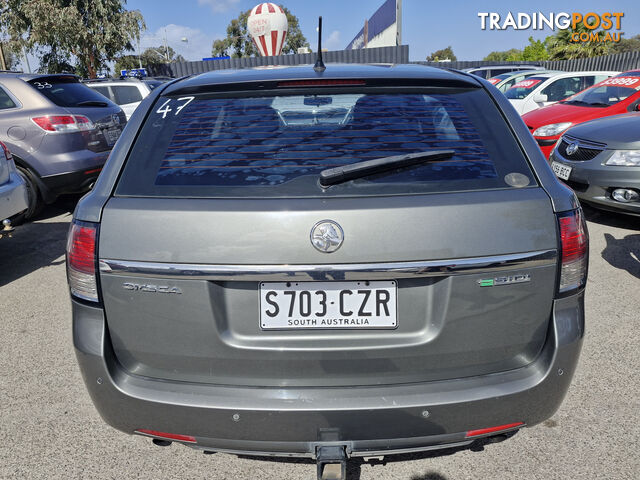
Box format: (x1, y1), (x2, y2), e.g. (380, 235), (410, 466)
(552, 161), (572, 181)
(259, 281), (397, 330)
(104, 127), (121, 146)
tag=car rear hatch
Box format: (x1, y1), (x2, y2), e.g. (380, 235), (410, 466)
(97, 78), (560, 388)
(27, 75), (126, 153)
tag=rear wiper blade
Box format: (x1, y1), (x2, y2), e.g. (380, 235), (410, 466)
(319, 150), (455, 187)
(76, 100), (108, 107)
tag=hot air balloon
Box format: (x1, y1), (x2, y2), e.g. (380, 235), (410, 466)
(247, 3), (288, 56)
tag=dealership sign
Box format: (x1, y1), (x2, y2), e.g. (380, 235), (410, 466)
(346, 0), (402, 49)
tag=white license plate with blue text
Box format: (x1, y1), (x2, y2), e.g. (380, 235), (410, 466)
(552, 161), (572, 181)
(259, 281), (397, 330)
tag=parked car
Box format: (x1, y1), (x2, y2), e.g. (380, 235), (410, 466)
(463, 64), (544, 79)
(488, 70), (560, 92)
(0, 73), (126, 220)
(84, 77), (168, 119)
(549, 113), (640, 216)
(0, 140), (28, 232)
(505, 71), (618, 115)
(523, 70), (640, 158)
(67, 64), (587, 474)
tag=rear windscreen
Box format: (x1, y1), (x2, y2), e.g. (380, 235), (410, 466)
(116, 88), (536, 198)
(29, 77), (113, 107)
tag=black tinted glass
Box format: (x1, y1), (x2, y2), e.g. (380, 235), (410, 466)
(117, 89), (535, 198)
(29, 77), (112, 107)
(112, 85), (143, 105)
(0, 87), (17, 109)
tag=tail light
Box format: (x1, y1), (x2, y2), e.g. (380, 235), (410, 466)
(66, 220), (99, 302)
(557, 209), (588, 294)
(0, 141), (13, 161)
(32, 115), (95, 133)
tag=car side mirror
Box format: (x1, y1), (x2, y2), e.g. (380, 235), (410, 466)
(533, 93), (548, 103)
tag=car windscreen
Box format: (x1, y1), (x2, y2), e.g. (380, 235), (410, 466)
(561, 76), (640, 107)
(505, 77), (547, 99)
(28, 77), (113, 107)
(116, 88), (536, 198)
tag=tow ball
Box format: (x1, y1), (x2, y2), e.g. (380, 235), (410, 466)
(0, 219), (15, 239)
(316, 445), (347, 480)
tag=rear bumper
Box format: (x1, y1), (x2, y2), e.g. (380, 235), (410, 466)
(73, 292), (584, 457)
(0, 171), (28, 220)
(40, 165), (103, 197)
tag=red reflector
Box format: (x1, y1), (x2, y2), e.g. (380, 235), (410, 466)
(278, 79), (365, 87)
(67, 223), (96, 274)
(466, 422), (524, 438)
(135, 429), (197, 443)
(559, 211), (587, 264)
(84, 168), (102, 175)
(0, 141), (12, 161)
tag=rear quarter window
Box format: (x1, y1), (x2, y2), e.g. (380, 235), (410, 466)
(116, 87), (536, 198)
(112, 85), (143, 105)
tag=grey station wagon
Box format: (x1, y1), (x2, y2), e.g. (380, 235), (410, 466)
(68, 64), (587, 477)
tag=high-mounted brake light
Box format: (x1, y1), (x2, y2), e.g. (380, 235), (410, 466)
(135, 429), (197, 443)
(32, 115), (95, 133)
(277, 79), (365, 87)
(557, 209), (588, 294)
(66, 220), (99, 302)
(465, 422), (524, 438)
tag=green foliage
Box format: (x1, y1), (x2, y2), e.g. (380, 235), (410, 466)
(521, 37), (548, 61)
(211, 5), (308, 58)
(0, 0), (145, 77)
(546, 23), (611, 60)
(483, 48), (522, 62)
(426, 46), (456, 62)
(610, 34), (640, 54)
(114, 54), (141, 75)
(114, 45), (185, 76)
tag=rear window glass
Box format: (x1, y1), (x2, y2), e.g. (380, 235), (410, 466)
(112, 85), (143, 105)
(505, 77), (547, 99)
(89, 85), (111, 99)
(116, 89), (535, 198)
(29, 77), (112, 107)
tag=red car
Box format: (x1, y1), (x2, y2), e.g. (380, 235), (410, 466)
(522, 70), (640, 158)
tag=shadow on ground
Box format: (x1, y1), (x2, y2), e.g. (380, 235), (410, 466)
(0, 196), (79, 287)
(601, 233), (640, 279)
(582, 204), (640, 231)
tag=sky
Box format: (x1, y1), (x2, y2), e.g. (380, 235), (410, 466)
(16, 0), (640, 71)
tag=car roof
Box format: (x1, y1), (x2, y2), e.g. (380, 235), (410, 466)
(163, 63), (482, 95)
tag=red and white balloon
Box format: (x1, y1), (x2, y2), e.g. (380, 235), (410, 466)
(248, 3), (288, 56)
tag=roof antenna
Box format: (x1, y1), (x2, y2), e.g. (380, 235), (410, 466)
(314, 16), (326, 73)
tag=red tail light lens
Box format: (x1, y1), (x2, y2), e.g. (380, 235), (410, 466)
(466, 422), (524, 438)
(277, 79), (366, 87)
(32, 115), (95, 133)
(0, 141), (12, 161)
(135, 429), (196, 443)
(557, 209), (588, 294)
(66, 220), (99, 302)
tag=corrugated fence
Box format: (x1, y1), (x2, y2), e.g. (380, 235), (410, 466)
(148, 48), (640, 77)
(148, 45), (409, 77)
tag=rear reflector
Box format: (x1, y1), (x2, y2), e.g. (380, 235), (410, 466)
(66, 220), (98, 302)
(135, 429), (197, 443)
(32, 115), (95, 133)
(557, 209), (588, 294)
(278, 79), (365, 87)
(465, 422), (524, 438)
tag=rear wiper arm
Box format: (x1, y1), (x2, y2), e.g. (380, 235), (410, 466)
(319, 150), (455, 187)
(76, 100), (108, 107)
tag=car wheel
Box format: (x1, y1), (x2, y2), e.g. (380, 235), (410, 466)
(12, 166), (43, 224)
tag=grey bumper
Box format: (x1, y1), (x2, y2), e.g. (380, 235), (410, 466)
(551, 151), (640, 216)
(73, 293), (584, 458)
(0, 172), (28, 220)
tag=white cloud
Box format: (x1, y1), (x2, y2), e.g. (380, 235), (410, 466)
(139, 24), (224, 62)
(325, 30), (341, 51)
(197, 0), (240, 13)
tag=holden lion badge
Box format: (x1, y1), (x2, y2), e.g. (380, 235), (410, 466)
(311, 220), (344, 253)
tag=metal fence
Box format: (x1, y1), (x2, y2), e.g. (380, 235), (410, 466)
(148, 45), (409, 77)
(412, 60), (543, 70)
(543, 51), (640, 72)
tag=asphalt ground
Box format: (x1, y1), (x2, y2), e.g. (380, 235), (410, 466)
(1, 198), (639, 480)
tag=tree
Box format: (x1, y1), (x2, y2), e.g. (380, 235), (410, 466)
(114, 54), (141, 75)
(546, 23), (611, 60)
(426, 46), (456, 62)
(211, 6), (309, 58)
(521, 37), (549, 61)
(0, 0), (145, 77)
(610, 34), (640, 54)
(483, 48), (522, 62)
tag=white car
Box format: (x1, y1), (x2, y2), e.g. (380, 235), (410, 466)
(0, 141), (27, 229)
(505, 71), (619, 115)
(84, 78), (167, 120)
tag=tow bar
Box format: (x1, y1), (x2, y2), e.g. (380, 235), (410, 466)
(316, 445), (347, 480)
(1, 219), (15, 239)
